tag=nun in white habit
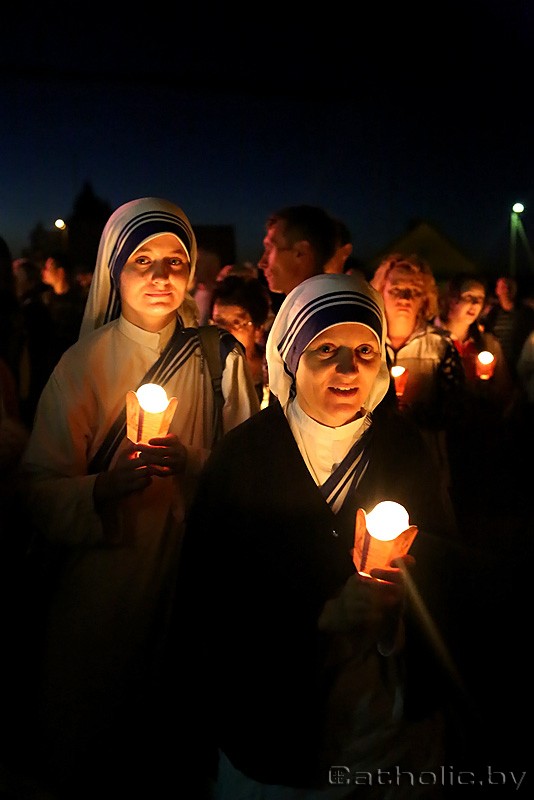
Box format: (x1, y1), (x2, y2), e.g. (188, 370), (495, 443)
(20, 197), (259, 791)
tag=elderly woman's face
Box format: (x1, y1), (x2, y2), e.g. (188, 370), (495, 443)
(383, 267), (425, 329)
(296, 322), (381, 427)
(120, 233), (190, 332)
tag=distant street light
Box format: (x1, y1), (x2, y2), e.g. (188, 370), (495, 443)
(54, 218), (68, 250)
(509, 202), (534, 276)
(510, 203), (524, 277)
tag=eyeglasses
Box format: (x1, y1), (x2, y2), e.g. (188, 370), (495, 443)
(459, 294), (484, 306)
(387, 287), (424, 300)
(209, 317), (254, 333)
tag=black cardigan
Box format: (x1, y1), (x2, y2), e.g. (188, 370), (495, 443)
(170, 400), (462, 787)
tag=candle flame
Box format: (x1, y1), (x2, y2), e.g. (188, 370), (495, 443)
(136, 383), (169, 413)
(365, 500), (409, 541)
(477, 350), (494, 365)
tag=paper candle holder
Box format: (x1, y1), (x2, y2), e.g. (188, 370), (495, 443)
(126, 383), (178, 445)
(353, 501), (418, 576)
(476, 350), (495, 380)
(390, 365), (409, 397)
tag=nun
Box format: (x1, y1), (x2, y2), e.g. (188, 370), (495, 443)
(173, 272), (461, 799)
(20, 197), (259, 794)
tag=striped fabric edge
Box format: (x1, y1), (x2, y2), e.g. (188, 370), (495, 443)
(87, 327), (199, 474)
(278, 290), (382, 362)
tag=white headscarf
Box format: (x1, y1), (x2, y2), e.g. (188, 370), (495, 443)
(79, 197), (199, 338)
(266, 273), (390, 414)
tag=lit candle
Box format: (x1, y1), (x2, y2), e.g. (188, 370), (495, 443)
(353, 500), (418, 576)
(476, 350), (495, 380)
(390, 365), (409, 397)
(365, 500), (410, 540)
(126, 383), (178, 444)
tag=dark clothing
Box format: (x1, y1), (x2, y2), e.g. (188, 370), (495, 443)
(171, 399), (463, 789)
(18, 285), (55, 428)
(0, 290), (25, 390)
(17, 284), (85, 428)
(484, 303), (534, 379)
(42, 286), (85, 370)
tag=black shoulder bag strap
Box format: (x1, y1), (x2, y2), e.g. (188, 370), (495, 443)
(197, 325), (224, 443)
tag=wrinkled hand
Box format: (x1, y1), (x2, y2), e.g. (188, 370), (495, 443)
(318, 554), (415, 651)
(369, 553), (415, 585)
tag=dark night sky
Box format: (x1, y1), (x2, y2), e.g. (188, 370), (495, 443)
(1, 1), (533, 273)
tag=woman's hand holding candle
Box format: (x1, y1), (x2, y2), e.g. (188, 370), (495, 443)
(370, 553), (416, 583)
(318, 563), (413, 656)
(123, 382), (185, 477)
(92, 434), (187, 548)
(93, 442), (154, 510)
(134, 432), (187, 477)
(94, 434), (187, 513)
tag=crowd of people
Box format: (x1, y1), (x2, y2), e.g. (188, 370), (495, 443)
(0, 203), (532, 798)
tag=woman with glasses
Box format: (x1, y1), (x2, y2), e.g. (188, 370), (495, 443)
(210, 273), (274, 406)
(371, 254), (465, 532)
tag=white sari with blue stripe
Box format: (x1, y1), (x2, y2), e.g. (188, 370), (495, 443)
(287, 397), (373, 514)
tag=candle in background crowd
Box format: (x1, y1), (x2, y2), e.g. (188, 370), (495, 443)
(476, 350), (495, 380)
(126, 383), (178, 444)
(390, 365), (409, 397)
(353, 500), (418, 576)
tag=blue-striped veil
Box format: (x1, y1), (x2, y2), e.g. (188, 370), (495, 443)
(266, 273), (390, 511)
(79, 197), (198, 338)
(266, 272), (390, 412)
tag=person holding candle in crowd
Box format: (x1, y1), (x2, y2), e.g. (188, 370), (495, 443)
(209, 273), (273, 406)
(19, 197), (259, 796)
(435, 273), (513, 406)
(169, 273), (463, 798)
(370, 254), (465, 533)
(435, 273), (516, 530)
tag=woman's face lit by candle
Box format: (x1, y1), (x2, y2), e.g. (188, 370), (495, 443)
(383, 267), (425, 332)
(296, 322), (381, 428)
(120, 233), (190, 332)
(448, 281), (485, 327)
